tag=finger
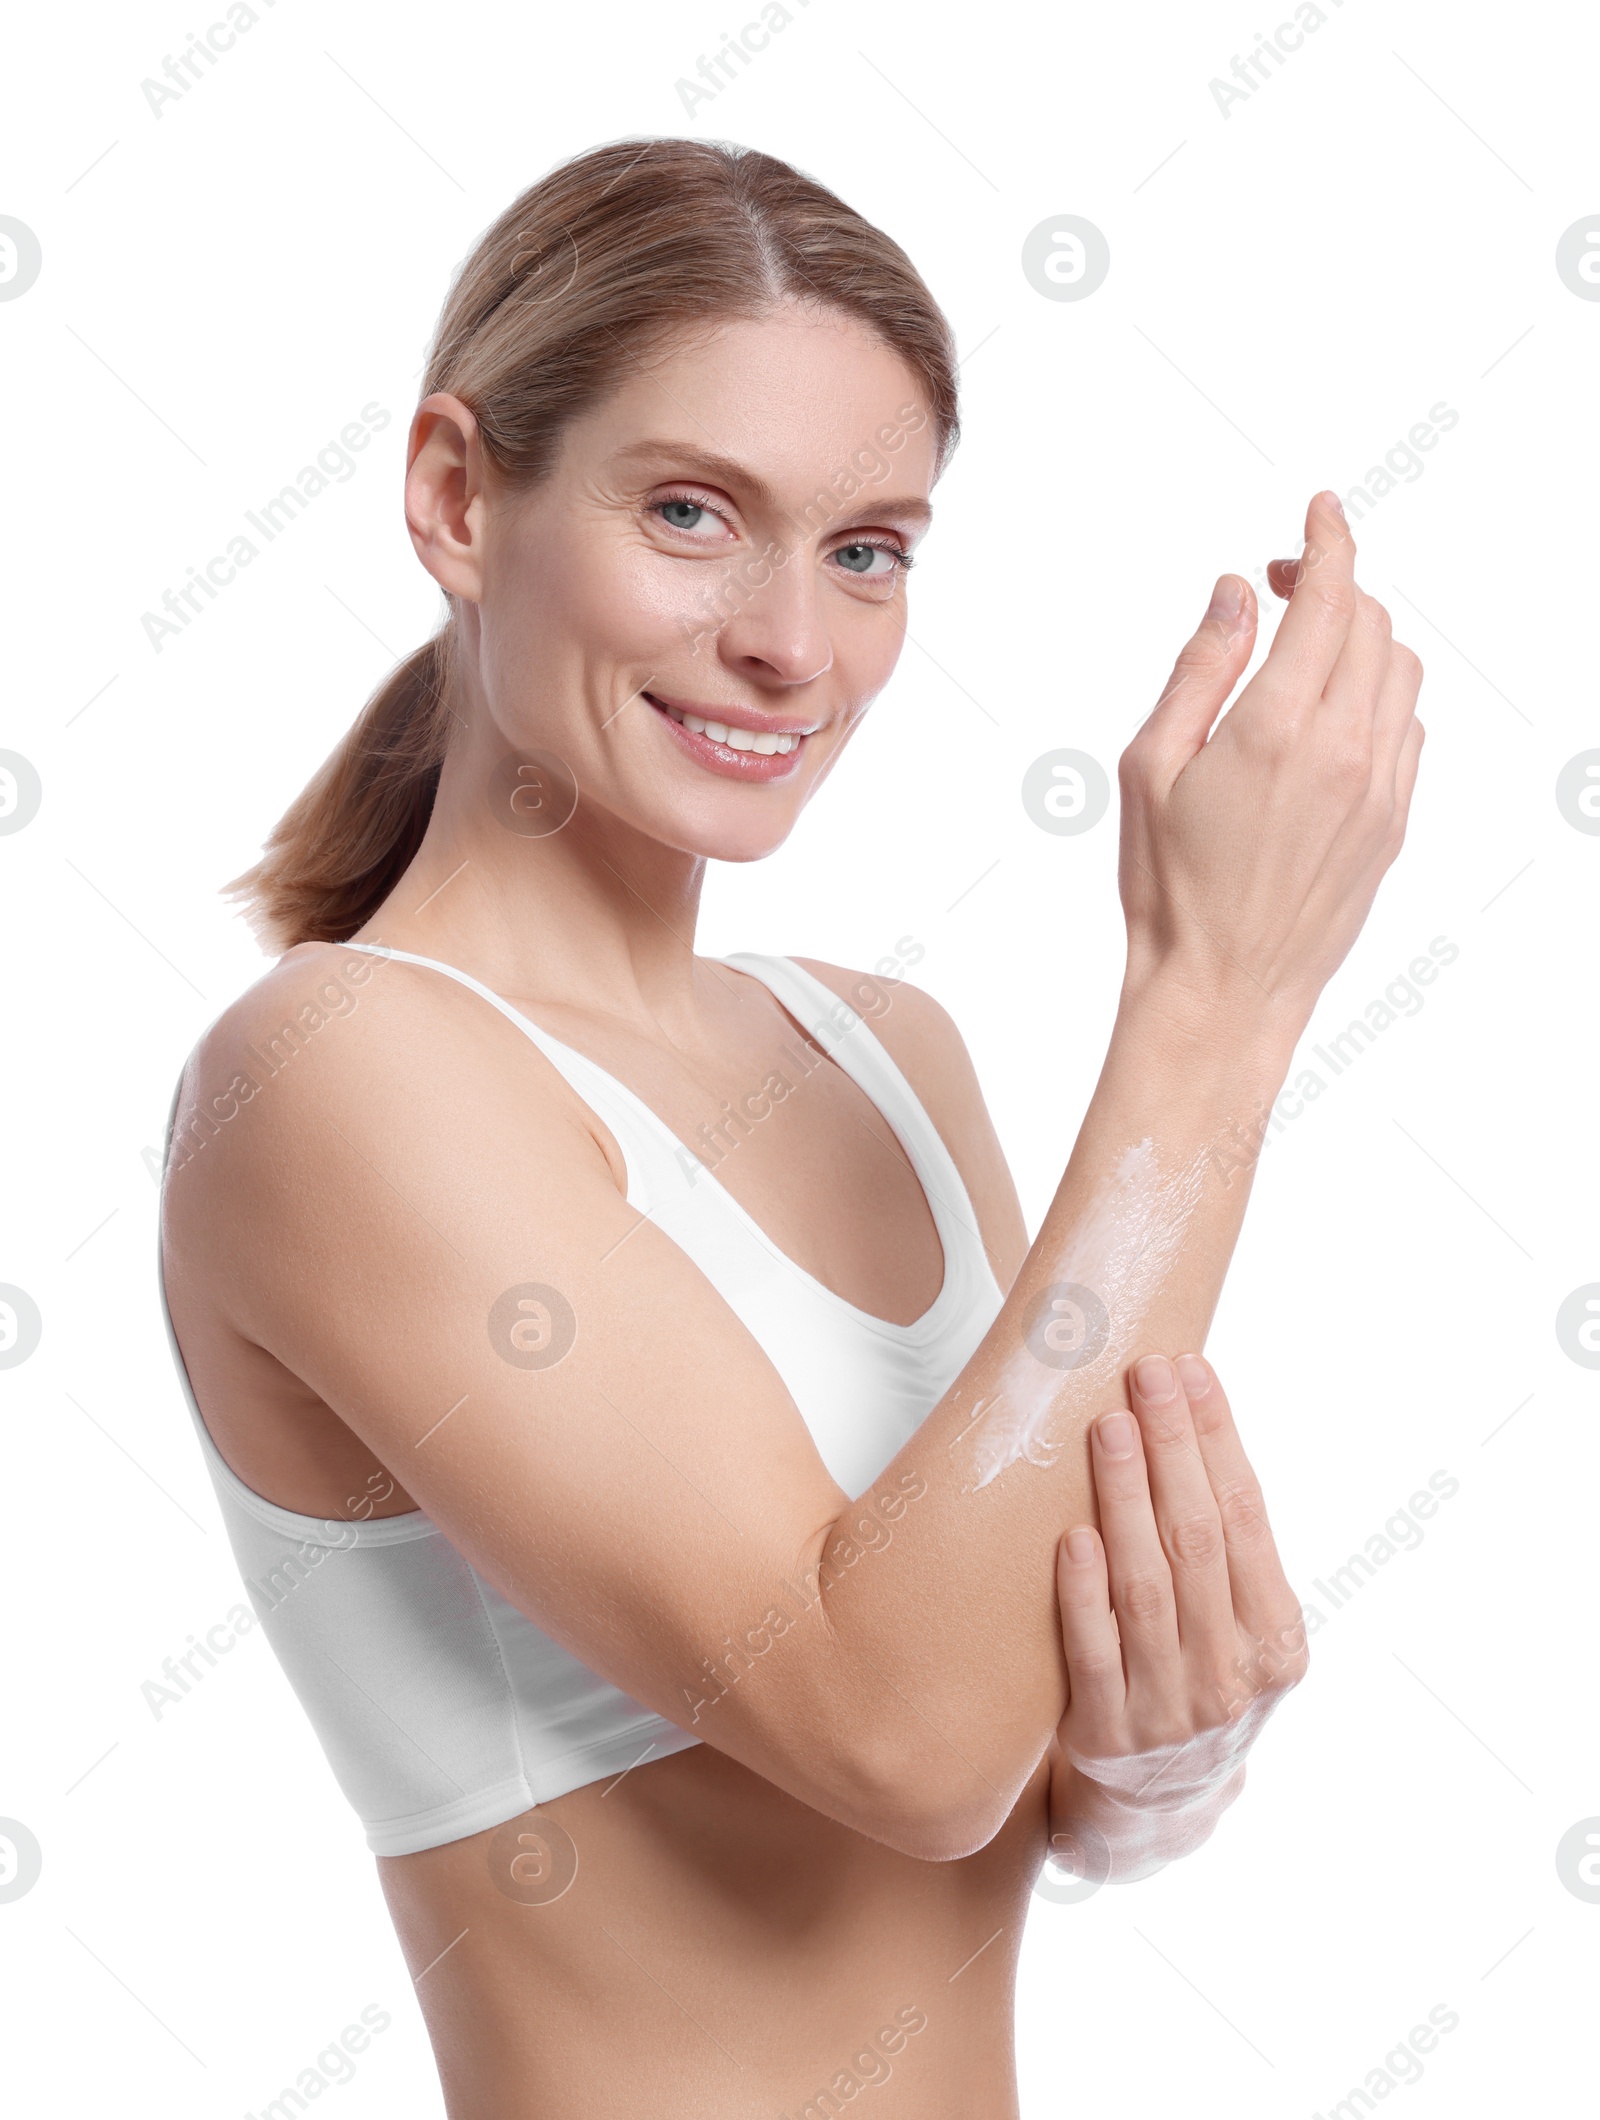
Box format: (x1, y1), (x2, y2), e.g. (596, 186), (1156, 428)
(1131, 574), (1258, 781)
(1056, 1526), (1126, 1737)
(1257, 491), (1357, 693)
(1091, 1408), (1183, 1694)
(1393, 712), (1424, 814)
(1172, 1355), (1304, 1685)
(1266, 557), (1299, 600)
(1372, 639), (1424, 778)
(1128, 1355), (1239, 1657)
(1318, 587), (1394, 753)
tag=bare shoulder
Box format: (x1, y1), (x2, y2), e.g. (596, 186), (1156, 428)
(167, 941), (457, 1192)
(169, 938), (613, 1151)
(161, 940), (619, 1305)
(790, 955), (1030, 1295)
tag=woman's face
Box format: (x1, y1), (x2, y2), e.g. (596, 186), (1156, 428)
(409, 302), (940, 861)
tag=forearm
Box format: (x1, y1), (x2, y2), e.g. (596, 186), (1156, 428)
(801, 971), (1298, 1853)
(977, 962), (1297, 1474)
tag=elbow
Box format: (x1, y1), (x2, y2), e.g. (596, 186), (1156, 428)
(888, 1804), (1011, 1866)
(838, 1726), (1015, 1864)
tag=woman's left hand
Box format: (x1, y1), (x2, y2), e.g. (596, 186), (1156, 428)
(1044, 1352), (1309, 1885)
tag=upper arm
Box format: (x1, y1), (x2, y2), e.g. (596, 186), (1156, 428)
(790, 957), (1030, 1297)
(161, 949), (934, 1842)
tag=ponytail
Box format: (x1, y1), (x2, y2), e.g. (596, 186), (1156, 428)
(225, 631), (454, 953)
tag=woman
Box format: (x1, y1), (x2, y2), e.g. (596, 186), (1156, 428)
(159, 139), (1423, 2116)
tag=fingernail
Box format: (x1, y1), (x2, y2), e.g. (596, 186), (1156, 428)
(1318, 489), (1346, 520)
(1133, 1355), (1176, 1404)
(1176, 1353), (1211, 1400)
(1065, 1527), (1097, 1565)
(1205, 575), (1245, 625)
(1097, 1411), (1136, 1458)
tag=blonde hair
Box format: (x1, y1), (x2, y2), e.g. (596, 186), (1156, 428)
(227, 137), (960, 953)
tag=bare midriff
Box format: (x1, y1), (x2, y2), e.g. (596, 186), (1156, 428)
(377, 1743), (1050, 2119)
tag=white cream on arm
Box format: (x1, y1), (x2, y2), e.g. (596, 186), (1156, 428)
(964, 1138), (1211, 1492)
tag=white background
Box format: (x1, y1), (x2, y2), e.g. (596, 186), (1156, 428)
(2, 0), (1594, 2112)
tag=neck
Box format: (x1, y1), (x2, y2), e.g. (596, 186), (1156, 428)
(353, 729), (713, 1031)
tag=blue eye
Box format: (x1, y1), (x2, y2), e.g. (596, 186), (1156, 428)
(659, 500), (707, 530)
(834, 541), (904, 577)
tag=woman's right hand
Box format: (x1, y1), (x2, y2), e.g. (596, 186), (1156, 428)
(1116, 489), (1424, 1040)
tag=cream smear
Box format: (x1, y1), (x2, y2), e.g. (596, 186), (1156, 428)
(967, 1137), (1210, 1491)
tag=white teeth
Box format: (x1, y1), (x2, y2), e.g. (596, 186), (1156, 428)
(660, 700), (800, 755)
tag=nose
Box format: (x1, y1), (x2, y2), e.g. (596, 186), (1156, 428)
(714, 551), (833, 688)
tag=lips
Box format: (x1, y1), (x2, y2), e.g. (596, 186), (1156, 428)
(644, 692), (812, 783)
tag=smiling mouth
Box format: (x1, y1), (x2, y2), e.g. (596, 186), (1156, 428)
(644, 692), (808, 756)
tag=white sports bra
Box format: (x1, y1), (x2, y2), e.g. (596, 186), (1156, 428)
(158, 946), (1006, 1857)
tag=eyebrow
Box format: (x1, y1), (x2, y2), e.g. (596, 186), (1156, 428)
(607, 438), (934, 534)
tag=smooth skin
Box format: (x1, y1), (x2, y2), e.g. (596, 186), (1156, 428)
(162, 301), (1423, 2117)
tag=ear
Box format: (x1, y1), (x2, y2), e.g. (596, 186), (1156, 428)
(405, 392), (488, 601)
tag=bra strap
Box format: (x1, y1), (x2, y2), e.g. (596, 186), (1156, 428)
(717, 952), (986, 1256)
(341, 943), (576, 1066)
